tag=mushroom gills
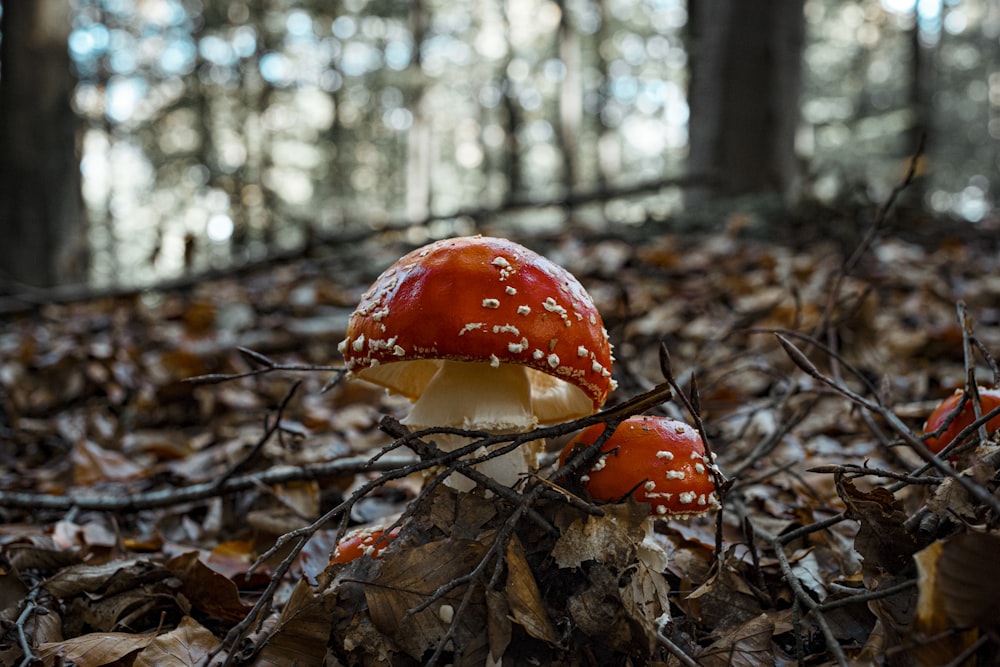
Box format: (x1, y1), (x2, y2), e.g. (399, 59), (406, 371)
(358, 358), (596, 424)
(401, 360), (537, 432)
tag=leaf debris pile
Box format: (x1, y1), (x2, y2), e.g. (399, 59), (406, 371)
(1, 213), (1000, 665)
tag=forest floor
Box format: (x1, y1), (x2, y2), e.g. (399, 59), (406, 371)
(1, 194), (1000, 666)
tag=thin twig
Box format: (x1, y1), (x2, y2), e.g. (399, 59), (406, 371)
(184, 347), (346, 386)
(0, 455), (417, 512)
(208, 381), (301, 492)
(816, 577), (916, 612)
(15, 588), (41, 667)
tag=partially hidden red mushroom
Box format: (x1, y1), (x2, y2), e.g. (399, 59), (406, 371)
(559, 415), (720, 518)
(339, 236), (616, 489)
(329, 525), (400, 565)
(923, 387), (1000, 457)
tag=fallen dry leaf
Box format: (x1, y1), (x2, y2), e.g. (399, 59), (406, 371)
(133, 616), (221, 667)
(254, 577), (337, 666)
(165, 551), (254, 622)
(365, 538), (489, 660)
(38, 630), (157, 667)
(504, 535), (558, 644)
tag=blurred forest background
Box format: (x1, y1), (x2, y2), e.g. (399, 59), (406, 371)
(0, 0), (997, 291)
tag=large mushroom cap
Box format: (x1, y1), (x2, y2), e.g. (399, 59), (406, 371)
(339, 235), (615, 423)
(559, 416), (720, 518)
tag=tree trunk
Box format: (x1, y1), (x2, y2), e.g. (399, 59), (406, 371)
(0, 0), (86, 290)
(686, 0), (804, 204)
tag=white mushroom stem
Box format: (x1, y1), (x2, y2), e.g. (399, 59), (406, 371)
(401, 360), (540, 491)
(637, 517), (669, 572)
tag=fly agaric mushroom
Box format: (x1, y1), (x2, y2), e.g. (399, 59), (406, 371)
(339, 235), (615, 490)
(924, 387), (1000, 457)
(558, 415), (721, 570)
(329, 525), (400, 564)
(559, 415), (720, 518)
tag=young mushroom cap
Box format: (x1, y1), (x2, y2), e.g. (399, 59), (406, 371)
(329, 526), (400, 564)
(923, 387), (1000, 455)
(338, 235), (616, 429)
(559, 415), (720, 518)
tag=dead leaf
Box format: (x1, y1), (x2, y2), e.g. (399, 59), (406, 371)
(255, 577), (335, 666)
(38, 630), (157, 667)
(698, 613), (776, 667)
(505, 536), (558, 644)
(486, 590), (512, 664)
(935, 530), (1000, 628)
(72, 439), (147, 486)
(566, 565), (635, 653)
(365, 538), (489, 659)
(912, 537), (980, 666)
(620, 560), (673, 655)
(133, 616), (221, 666)
(837, 476), (919, 578)
(166, 551), (254, 622)
(686, 547), (763, 631)
(551, 502), (646, 569)
(43, 559), (170, 599)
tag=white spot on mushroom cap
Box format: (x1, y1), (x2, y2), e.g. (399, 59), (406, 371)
(482, 298), (500, 309)
(547, 353), (560, 369)
(352, 334), (366, 352)
(665, 470), (686, 480)
(489, 354), (500, 368)
(517, 305), (531, 316)
(656, 450), (674, 460)
(505, 286), (517, 295)
(459, 322), (485, 335)
(508, 338), (529, 353)
(577, 345), (589, 357)
(679, 491), (697, 504)
(542, 297), (568, 317)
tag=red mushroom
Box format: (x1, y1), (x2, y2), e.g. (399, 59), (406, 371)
(559, 415), (722, 570)
(329, 525), (400, 564)
(339, 236), (615, 489)
(924, 387), (1000, 457)
(559, 415), (720, 518)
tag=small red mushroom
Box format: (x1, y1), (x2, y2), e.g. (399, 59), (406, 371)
(923, 387), (1000, 457)
(329, 526), (400, 565)
(559, 415), (720, 518)
(339, 236), (616, 489)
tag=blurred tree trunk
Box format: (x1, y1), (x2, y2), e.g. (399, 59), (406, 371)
(686, 0), (804, 204)
(0, 0), (86, 289)
(555, 0), (580, 192)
